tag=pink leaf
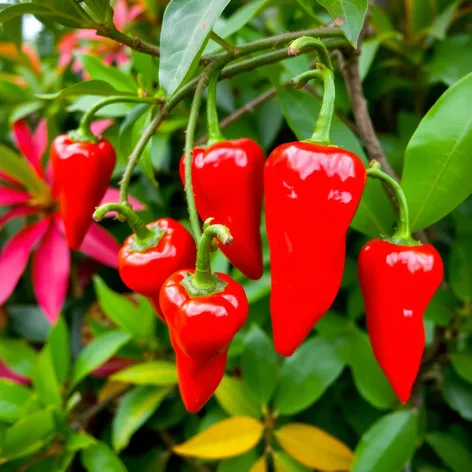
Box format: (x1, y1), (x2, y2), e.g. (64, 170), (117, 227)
(79, 222), (120, 268)
(0, 359), (30, 385)
(0, 206), (38, 230)
(0, 187), (30, 206)
(75, 29), (99, 40)
(12, 121), (44, 177)
(90, 119), (114, 136)
(0, 219), (49, 305)
(32, 222), (70, 324)
(128, 5), (145, 22)
(0, 171), (20, 186)
(113, 0), (128, 30)
(100, 187), (146, 215)
(33, 119), (48, 162)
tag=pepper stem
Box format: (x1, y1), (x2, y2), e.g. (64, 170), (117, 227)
(366, 161), (420, 246)
(206, 68), (225, 146)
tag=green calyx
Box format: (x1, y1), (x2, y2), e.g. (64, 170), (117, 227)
(180, 271), (228, 298)
(68, 128), (99, 144)
(126, 223), (166, 252)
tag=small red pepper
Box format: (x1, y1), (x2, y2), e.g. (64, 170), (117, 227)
(265, 38), (367, 356)
(179, 72), (264, 280)
(160, 221), (248, 412)
(51, 134), (116, 250)
(358, 162), (443, 403)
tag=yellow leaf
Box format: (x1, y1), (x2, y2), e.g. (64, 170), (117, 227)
(173, 416), (264, 459)
(275, 423), (353, 471)
(97, 381), (128, 403)
(250, 456), (267, 472)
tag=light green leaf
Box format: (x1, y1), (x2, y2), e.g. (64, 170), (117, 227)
(0, 338), (36, 379)
(112, 386), (171, 451)
(71, 331), (132, 387)
(36, 80), (133, 100)
(48, 317), (70, 385)
(352, 411), (417, 472)
(111, 361), (178, 386)
(33, 346), (62, 409)
(215, 376), (261, 418)
(273, 451), (310, 471)
(401, 73), (472, 231)
(426, 431), (472, 472)
(428, 1), (462, 40)
(66, 431), (96, 452)
(81, 442), (128, 472)
(0, 380), (32, 424)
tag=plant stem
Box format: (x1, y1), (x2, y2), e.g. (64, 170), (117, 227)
(209, 32), (239, 55)
(206, 68), (225, 146)
(287, 36), (334, 71)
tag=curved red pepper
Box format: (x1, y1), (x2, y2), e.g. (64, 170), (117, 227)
(118, 218), (196, 322)
(265, 142), (366, 356)
(358, 240), (443, 403)
(51, 135), (116, 250)
(179, 139), (265, 280)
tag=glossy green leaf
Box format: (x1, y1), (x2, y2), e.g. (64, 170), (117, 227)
(0, 410), (56, 464)
(132, 50), (159, 79)
(352, 411), (417, 472)
(82, 0), (111, 21)
(426, 431), (472, 472)
(0, 339), (36, 379)
(274, 336), (347, 415)
(449, 241), (472, 300)
(273, 451), (310, 472)
(450, 353), (472, 384)
(113, 386), (171, 452)
(401, 73), (472, 231)
(276, 85), (395, 237)
(71, 331), (132, 387)
(111, 361), (178, 386)
(33, 346), (62, 409)
(159, 0), (231, 97)
(349, 329), (396, 409)
(0, 3), (78, 28)
(316, 0), (368, 47)
(0, 380), (32, 423)
(242, 325), (278, 405)
(48, 317), (70, 385)
(81, 442), (128, 472)
(215, 376), (261, 418)
(441, 367), (472, 421)
(36, 80), (133, 100)
(66, 431), (96, 452)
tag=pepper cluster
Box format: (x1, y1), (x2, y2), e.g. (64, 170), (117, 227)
(54, 36), (443, 411)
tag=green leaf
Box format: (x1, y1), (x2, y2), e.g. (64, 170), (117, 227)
(349, 329), (396, 409)
(449, 241), (472, 300)
(241, 274), (271, 304)
(132, 51), (159, 79)
(71, 331), (132, 387)
(112, 386), (171, 452)
(427, 1), (462, 40)
(450, 353), (472, 384)
(273, 451), (310, 472)
(33, 346), (62, 409)
(274, 336), (347, 415)
(218, 450), (259, 472)
(242, 325), (278, 405)
(66, 431), (96, 452)
(132, 108), (157, 185)
(275, 85), (395, 237)
(36, 80), (133, 100)
(159, 0), (231, 97)
(401, 73), (472, 231)
(426, 431), (472, 472)
(441, 367), (472, 421)
(82, 0), (111, 21)
(111, 361), (178, 386)
(315, 0), (368, 47)
(8, 305), (50, 343)
(48, 317), (70, 385)
(359, 38), (381, 81)
(0, 409), (56, 463)
(0, 144), (48, 196)
(93, 276), (155, 340)
(81, 442), (128, 472)
(215, 376), (261, 418)
(0, 338), (36, 379)
(79, 55), (138, 93)
(352, 411), (417, 472)
(0, 380), (32, 424)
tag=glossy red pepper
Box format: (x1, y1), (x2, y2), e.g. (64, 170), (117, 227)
(118, 218), (196, 321)
(179, 138), (265, 280)
(265, 142), (366, 356)
(358, 240), (443, 403)
(51, 135), (116, 250)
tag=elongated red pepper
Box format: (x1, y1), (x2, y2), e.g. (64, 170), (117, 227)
(51, 135), (116, 249)
(160, 222), (248, 412)
(179, 72), (264, 280)
(265, 38), (366, 356)
(358, 162), (443, 403)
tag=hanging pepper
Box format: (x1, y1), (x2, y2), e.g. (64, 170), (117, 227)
(358, 161), (443, 403)
(51, 129), (116, 250)
(179, 71), (264, 280)
(265, 37), (367, 356)
(93, 205), (196, 323)
(160, 220), (248, 412)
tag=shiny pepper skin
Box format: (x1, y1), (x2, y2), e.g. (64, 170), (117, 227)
(160, 270), (248, 412)
(118, 219), (196, 322)
(180, 139), (265, 280)
(265, 142), (367, 356)
(358, 240), (443, 403)
(51, 135), (116, 250)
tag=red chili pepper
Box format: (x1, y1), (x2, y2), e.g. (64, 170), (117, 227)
(160, 222), (248, 412)
(358, 161), (443, 403)
(179, 139), (264, 280)
(51, 135), (116, 250)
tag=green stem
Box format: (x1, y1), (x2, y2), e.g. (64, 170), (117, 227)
(206, 69), (225, 146)
(288, 36), (334, 71)
(209, 32), (239, 55)
(366, 161), (419, 245)
(311, 68), (336, 145)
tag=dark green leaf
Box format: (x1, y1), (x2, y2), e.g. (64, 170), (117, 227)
(32, 346), (62, 409)
(424, 287), (455, 326)
(449, 241), (472, 300)
(401, 72), (472, 231)
(274, 336), (348, 415)
(241, 273), (271, 304)
(36, 80), (133, 100)
(242, 325), (278, 405)
(8, 306), (50, 343)
(218, 450), (259, 472)
(0, 380), (32, 424)
(441, 367), (472, 421)
(428, 1), (462, 40)
(48, 318), (70, 385)
(0, 339), (36, 379)
(450, 353), (472, 384)
(82, 0), (111, 21)
(215, 376), (261, 418)
(273, 451), (310, 471)
(71, 331), (132, 387)
(352, 411), (417, 472)
(426, 431), (472, 472)
(81, 442), (128, 472)
(159, 0), (231, 97)
(132, 108), (157, 185)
